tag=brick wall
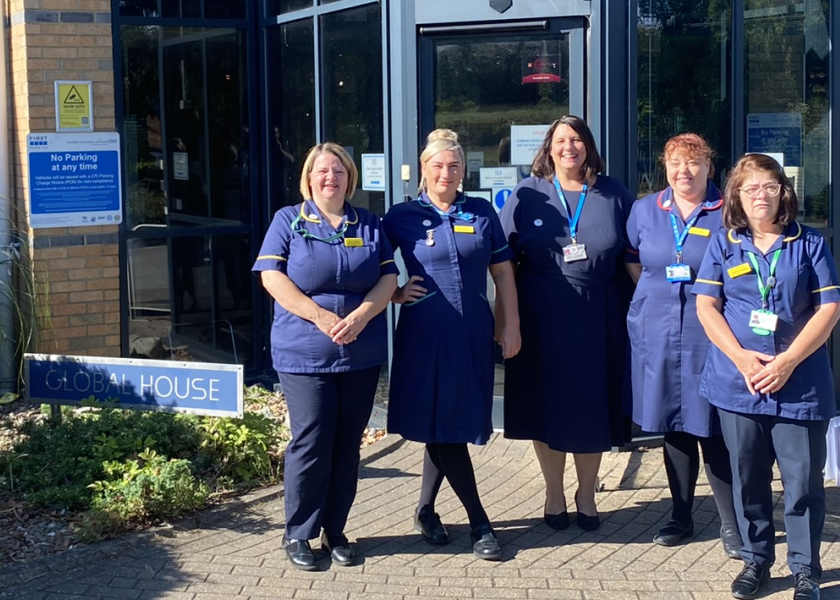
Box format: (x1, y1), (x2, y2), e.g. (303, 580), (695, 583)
(7, 0), (120, 357)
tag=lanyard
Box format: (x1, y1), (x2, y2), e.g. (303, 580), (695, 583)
(669, 212), (701, 263)
(292, 202), (356, 243)
(553, 177), (588, 243)
(746, 249), (782, 309)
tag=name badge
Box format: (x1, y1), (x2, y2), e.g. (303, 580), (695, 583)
(727, 263), (752, 279)
(454, 225), (475, 234)
(688, 227), (711, 237)
(562, 243), (588, 263)
(749, 309), (778, 336)
(666, 263), (692, 282)
(344, 237), (364, 247)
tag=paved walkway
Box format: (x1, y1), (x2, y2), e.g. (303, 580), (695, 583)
(2, 434), (840, 600)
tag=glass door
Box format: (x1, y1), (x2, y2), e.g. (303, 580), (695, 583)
(418, 19), (586, 427)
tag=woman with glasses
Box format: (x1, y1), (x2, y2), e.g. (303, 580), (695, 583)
(253, 143), (398, 571)
(625, 133), (740, 557)
(497, 116), (633, 531)
(383, 129), (520, 561)
(694, 153), (840, 600)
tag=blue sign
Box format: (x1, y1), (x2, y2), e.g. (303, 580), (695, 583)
(25, 354), (244, 418)
(493, 186), (513, 212)
(27, 133), (122, 228)
(746, 113), (802, 167)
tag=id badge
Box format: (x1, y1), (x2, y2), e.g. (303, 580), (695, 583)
(749, 309), (778, 336)
(563, 243), (588, 263)
(665, 263), (691, 282)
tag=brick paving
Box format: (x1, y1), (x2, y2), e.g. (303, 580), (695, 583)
(2, 434), (840, 599)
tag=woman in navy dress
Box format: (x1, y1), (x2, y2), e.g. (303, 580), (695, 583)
(383, 129), (520, 561)
(498, 115), (633, 531)
(253, 143), (398, 571)
(694, 154), (840, 600)
(626, 133), (740, 555)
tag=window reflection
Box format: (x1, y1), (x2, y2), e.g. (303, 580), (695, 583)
(265, 0), (313, 18)
(120, 0), (245, 19)
(322, 5), (384, 215)
(744, 0), (830, 227)
(636, 1), (732, 196)
(266, 20), (316, 212)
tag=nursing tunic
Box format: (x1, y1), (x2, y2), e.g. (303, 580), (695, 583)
(692, 222), (840, 420)
(626, 183), (724, 436)
(500, 175), (634, 453)
(252, 199), (398, 373)
(383, 193), (513, 445)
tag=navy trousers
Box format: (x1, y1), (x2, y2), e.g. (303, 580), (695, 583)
(718, 409), (827, 578)
(279, 366), (380, 540)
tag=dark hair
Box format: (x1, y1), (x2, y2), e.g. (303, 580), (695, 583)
(723, 153), (797, 230)
(661, 133), (715, 179)
(531, 115), (605, 181)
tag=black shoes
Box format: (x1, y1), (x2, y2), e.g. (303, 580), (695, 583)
(720, 526), (743, 559)
(283, 536), (317, 571)
(793, 573), (820, 600)
(731, 561), (769, 599)
(574, 492), (600, 531)
(544, 510), (570, 531)
(470, 523), (502, 561)
(652, 519), (694, 547)
(415, 507), (449, 545)
(320, 532), (355, 567)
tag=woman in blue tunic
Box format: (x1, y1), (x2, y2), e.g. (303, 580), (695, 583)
(498, 115), (633, 531)
(694, 154), (840, 600)
(383, 129), (520, 561)
(253, 143), (398, 571)
(626, 133), (740, 556)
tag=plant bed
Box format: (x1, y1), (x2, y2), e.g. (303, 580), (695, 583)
(0, 386), (386, 566)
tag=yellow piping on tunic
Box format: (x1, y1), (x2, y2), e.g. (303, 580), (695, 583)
(696, 278), (723, 286)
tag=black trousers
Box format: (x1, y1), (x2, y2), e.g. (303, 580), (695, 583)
(663, 431), (737, 529)
(279, 366), (379, 540)
(718, 409), (827, 578)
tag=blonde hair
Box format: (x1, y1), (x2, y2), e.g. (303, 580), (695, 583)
(299, 143), (358, 200)
(419, 129), (464, 192)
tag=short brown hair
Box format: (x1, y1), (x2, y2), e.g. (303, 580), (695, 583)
(723, 153), (797, 230)
(661, 133), (715, 178)
(299, 143), (359, 201)
(531, 115), (605, 181)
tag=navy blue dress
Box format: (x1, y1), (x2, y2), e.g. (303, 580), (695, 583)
(626, 183), (724, 436)
(383, 193), (513, 445)
(500, 175), (634, 453)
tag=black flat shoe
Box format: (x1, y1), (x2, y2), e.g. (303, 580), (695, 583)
(470, 523), (502, 561)
(793, 573), (820, 600)
(652, 519), (694, 547)
(283, 536), (317, 571)
(720, 526), (742, 559)
(320, 532), (355, 567)
(574, 492), (600, 531)
(731, 561), (769, 599)
(414, 507), (449, 545)
(544, 511), (570, 531)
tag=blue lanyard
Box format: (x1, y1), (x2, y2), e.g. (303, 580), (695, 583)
(553, 177), (588, 242)
(669, 212), (701, 263)
(418, 193), (476, 222)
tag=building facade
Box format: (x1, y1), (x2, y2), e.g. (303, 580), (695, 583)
(3, 0), (837, 396)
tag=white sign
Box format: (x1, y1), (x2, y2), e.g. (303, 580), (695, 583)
(361, 153), (386, 191)
(468, 190), (492, 203)
(173, 152), (189, 180)
(480, 167), (518, 189)
(467, 151), (484, 173)
(27, 132), (122, 228)
(510, 124), (551, 166)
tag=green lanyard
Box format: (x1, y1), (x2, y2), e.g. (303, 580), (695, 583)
(745, 249), (782, 310)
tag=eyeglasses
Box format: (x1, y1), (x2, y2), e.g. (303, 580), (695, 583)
(738, 183), (782, 198)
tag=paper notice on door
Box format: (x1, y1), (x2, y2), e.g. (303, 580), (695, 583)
(510, 124), (551, 166)
(479, 167), (518, 189)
